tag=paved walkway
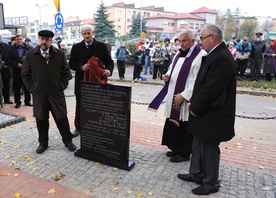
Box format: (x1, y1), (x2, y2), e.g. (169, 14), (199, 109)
(0, 67), (276, 198)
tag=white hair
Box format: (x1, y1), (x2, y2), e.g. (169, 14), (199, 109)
(81, 25), (94, 33)
(179, 30), (195, 40)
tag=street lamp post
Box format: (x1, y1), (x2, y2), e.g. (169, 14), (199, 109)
(36, 4), (47, 26)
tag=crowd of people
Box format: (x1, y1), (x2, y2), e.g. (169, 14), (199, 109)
(120, 32), (275, 83)
(125, 36), (181, 81)
(229, 33), (276, 82)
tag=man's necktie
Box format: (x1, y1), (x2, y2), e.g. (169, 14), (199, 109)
(43, 51), (49, 64)
(43, 51), (49, 59)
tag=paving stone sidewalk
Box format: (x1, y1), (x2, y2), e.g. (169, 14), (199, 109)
(0, 120), (276, 198)
(1, 102), (276, 198)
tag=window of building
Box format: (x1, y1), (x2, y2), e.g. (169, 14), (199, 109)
(127, 18), (131, 23)
(118, 10), (122, 15)
(189, 23), (194, 29)
(118, 25), (121, 30)
(171, 23), (175, 26)
(127, 11), (131, 15)
(195, 23), (199, 29)
(30, 29), (35, 33)
(118, 18), (122, 22)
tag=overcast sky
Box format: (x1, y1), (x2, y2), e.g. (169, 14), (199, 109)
(1, 0), (274, 20)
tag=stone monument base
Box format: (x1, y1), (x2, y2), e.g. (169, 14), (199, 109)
(75, 149), (135, 171)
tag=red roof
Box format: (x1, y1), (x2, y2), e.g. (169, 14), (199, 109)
(146, 26), (163, 30)
(175, 13), (205, 20)
(191, 6), (217, 14)
(82, 18), (95, 25)
(146, 13), (205, 21)
(146, 14), (181, 19)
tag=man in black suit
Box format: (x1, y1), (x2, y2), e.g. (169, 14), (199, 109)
(69, 24), (114, 137)
(177, 25), (236, 195)
(6, 35), (32, 108)
(0, 34), (12, 104)
(22, 30), (76, 154)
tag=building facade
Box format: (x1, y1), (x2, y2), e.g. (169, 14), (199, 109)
(105, 3), (217, 39)
(106, 2), (175, 37)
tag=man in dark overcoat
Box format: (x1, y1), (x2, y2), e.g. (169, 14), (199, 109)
(0, 34), (13, 104)
(0, 54), (3, 108)
(22, 30), (76, 154)
(6, 34), (32, 108)
(69, 24), (114, 137)
(177, 25), (236, 195)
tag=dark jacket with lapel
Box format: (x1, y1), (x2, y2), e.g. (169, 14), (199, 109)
(6, 43), (31, 78)
(0, 42), (11, 79)
(21, 46), (71, 120)
(188, 42), (236, 144)
(69, 39), (114, 95)
(0, 55), (3, 89)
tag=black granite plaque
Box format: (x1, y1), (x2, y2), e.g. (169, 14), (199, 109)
(74, 82), (135, 171)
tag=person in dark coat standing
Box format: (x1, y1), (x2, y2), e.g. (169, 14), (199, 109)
(21, 30), (76, 154)
(0, 34), (12, 104)
(250, 32), (266, 81)
(55, 37), (62, 49)
(263, 38), (276, 81)
(6, 35), (33, 108)
(0, 54), (3, 108)
(69, 24), (114, 137)
(177, 25), (236, 195)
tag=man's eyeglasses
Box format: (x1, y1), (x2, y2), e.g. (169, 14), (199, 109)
(200, 34), (212, 41)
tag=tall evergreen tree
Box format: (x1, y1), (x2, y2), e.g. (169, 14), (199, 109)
(129, 12), (147, 37)
(94, 1), (116, 43)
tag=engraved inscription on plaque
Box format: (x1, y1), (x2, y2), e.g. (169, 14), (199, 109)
(75, 82), (134, 171)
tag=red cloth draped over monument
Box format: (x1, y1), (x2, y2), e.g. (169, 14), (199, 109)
(83, 56), (107, 84)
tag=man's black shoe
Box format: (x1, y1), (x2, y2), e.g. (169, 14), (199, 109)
(36, 144), (48, 154)
(191, 185), (219, 195)
(166, 151), (177, 157)
(25, 102), (33, 106)
(72, 130), (80, 137)
(65, 142), (76, 152)
(15, 103), (21, 108)
(170, 155), (190, 162)
(177, 174), (202, 185)
(4, 100), (13, 104)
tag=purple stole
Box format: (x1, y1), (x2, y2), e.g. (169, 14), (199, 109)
(148, 44), (202, 126)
